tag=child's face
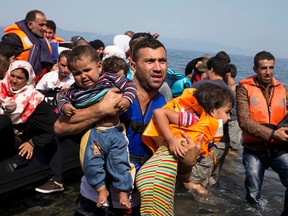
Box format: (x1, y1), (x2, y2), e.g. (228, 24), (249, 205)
(71, 56), (102, 89)
(210, 102), (232, 124)
(44, 27), (55, 42)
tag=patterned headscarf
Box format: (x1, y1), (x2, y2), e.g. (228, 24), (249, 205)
(0, 60), (44, 124)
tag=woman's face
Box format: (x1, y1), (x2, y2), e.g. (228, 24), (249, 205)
(9, 69), (28, 91)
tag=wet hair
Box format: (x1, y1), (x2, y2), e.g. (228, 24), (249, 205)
(132, 38), (166, 62)
(46, 20), (56, 32)
(103, 56), (129, 75)
(215, 51), (231, 63)
(25, 10), (45, 24)
(254, 51), (275, 68)
(67, 45), (100, 71)
(228, 63), (237, 78)
(193, 83), (234, 115)
(207, 57), (231, 79)
(58, 50), (70, 61)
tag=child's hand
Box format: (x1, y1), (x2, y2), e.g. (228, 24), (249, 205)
(167, 136), (188, 159)
(61, 84), (71, 91)
(116, 98), (130, 113)
(61, 103), (76, 116)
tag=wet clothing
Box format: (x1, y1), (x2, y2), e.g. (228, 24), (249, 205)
(70, 73), (136, 196)
(243, 148), (288, 215)
(120, 93), (167, 172)
(80, 123), (134, 191)
(77, 93), (166, 213)
(237, 75), (288, 214)
(191, 79), (233, 185)
(138, 88), (223, 215)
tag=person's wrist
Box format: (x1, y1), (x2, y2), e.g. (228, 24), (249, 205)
(28, 139), (35, 148)
(269, 130), (275, 140)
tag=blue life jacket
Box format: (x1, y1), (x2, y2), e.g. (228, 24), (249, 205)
(120, 93), (166, 171)
(165, 68), (192, 98)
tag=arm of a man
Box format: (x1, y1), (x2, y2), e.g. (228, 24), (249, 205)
(236, 85), (272, 141)
(54, 88), (122, 136)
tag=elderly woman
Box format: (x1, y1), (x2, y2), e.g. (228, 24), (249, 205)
(0, 60), (63, 193)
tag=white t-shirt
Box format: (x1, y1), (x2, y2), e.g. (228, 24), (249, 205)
(36, 70), (74, 91)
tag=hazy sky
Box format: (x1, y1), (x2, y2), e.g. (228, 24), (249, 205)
(1, 0), (288, 58)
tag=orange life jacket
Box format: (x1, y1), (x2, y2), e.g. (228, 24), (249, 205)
(4, 24), (33, 61)
(239, 76), (287, 143)
(142, 88), (222, 159)
(53, 37), (65, 43)
(4, 24), (52, 83)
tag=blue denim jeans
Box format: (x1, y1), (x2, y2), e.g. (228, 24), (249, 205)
(243, 148), (288, 214)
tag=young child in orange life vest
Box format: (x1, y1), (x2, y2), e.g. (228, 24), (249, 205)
(137, 83), (234, 215)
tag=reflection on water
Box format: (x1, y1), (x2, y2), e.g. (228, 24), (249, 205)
(0, 168), (82, 216)
(0, 148), (285, 216)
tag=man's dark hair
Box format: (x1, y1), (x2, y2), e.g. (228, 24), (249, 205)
(215, 51), (231, 64)
(58, 50), (70, 61)
(207, 57), (230, 78)
(194, 83), (234, 115)
(132, 38), (166, 62)
(25, 10), (45, 24)
(0, 43), (16, 61)
(228, 63), (237, 78)
(254, 51), (275, 68)
(46, 20), (56, 32)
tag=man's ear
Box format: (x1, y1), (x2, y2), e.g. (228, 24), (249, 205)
(253, 66), (257, 73)
(131, 61), (136, 75)
(27, 21), (33, 30)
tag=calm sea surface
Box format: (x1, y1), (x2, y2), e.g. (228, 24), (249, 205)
(1, 49), (287, 216)
(167, 49), (288, 86)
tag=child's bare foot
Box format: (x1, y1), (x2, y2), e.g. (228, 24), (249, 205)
(119, 191), (131, 209)
(183, 182), (209, 195)
(96, 187), (109, 207)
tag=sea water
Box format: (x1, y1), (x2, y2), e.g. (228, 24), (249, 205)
(1, 49), (287, 216)
(169, 49), (287, 216)
(167, 48), (288, 86)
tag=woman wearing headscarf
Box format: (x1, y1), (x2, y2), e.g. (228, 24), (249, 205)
(0, 60), (56, 161)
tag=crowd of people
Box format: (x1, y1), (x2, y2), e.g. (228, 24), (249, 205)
(0, 9), (288, 216)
